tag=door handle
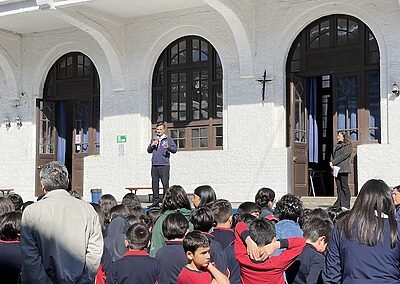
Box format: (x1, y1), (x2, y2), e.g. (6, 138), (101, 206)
(293, 156), (297, 162)
(37, 165), (42, 169)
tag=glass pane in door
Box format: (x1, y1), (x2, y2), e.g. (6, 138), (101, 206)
(39, 101), (56, 154)
(294, 78), (306, 143)
(336, 75), (358, 141)
(75, 100), (90, 153)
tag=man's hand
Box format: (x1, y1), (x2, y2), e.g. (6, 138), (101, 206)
(152, 139), (159, 147)
(245, 236), (260, 260)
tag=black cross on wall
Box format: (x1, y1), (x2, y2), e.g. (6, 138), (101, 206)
(257, 70), (273, 102)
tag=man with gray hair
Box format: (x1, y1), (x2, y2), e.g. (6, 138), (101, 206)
(20, 161), (103, 283)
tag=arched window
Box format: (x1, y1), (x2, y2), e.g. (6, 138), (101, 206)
(152, 36), (223, 150)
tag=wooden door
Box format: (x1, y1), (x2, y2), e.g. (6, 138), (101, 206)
(289, 76), (308, 196)
(72, 99), (92, 195)
(333, 73), (361, 195)
(36, 100), (57, 196)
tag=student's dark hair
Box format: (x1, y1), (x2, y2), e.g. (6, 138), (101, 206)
(249, 218), (275, 246)
(0, 211), (22, 241)
(125, 223), (151, 250)
(162, 212), (189, 240)
(210, 199), (232, 224)
(90, 203), (106, 235)
(146, 208), (161, 223)
(7, 194), (23, 211)
(274, 194), (303, 222)
(338, 179), (397, 247)
(0, 197), (15, 216)
(99, 194), (118, 223)
(302, 217), (333, 242)
(190, 207), (214, 232)
(237, 202), (261, 218)
(255, 187), (275, 208)
(182, 230), (210, 254)
(110, 204), (130, 219)
(121, 193), (143, 216)
(300, 208), (330, 228)
(240, 213), (257, 227)
(127, 214), (153, 231)
(39, 161), (69, 191)
(193, 185), (217, 208)
(327, 206), (345, 224)
(161, 185), (191, 213)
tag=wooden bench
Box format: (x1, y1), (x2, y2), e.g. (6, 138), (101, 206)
(0, 189), (13, 196)
(125, 186), (163, 202)
(125, 186), (153, 195)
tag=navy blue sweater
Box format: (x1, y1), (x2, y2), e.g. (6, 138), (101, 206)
(155, 240), (187, 284)
(211, 227), (235, 249)
(202, 232), (228, 274)
(323, 220), (400, 284)
(107, 250), (159, 284)
(286, 243), (324, 284)
(147, 136), (177, 166)
(224, 242), (241, 284)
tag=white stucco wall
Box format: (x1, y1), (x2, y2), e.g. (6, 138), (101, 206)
(0, 0), (400, 202)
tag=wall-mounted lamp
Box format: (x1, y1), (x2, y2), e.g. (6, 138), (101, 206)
(15, 116), (22, 129)
(4, 118), (10, 130)
(392, 83), (399, 96)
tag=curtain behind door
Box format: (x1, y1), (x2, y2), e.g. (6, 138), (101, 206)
(308, 77), (318, 163)
(56, 101), (67, 164)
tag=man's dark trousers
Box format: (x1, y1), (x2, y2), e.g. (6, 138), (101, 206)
(151, 165), (170, 205)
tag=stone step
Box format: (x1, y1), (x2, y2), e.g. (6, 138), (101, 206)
(300, 196), (356, 209)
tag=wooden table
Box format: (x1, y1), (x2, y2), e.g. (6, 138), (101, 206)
(0, 189), (14, 196)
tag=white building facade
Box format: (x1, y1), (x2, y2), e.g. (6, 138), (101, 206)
(0, 0), (399, 202)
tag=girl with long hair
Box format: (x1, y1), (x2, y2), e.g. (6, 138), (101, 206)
(324, 179), (400, 283)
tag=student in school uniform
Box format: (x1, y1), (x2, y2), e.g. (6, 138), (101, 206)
(156, 212), (189, 284)
(177, 231), (229, 284)
(210, 199), (235, 250)
(107, 223), (159, 284)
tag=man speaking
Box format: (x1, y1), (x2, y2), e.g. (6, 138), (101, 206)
(147, 122), (177, 208)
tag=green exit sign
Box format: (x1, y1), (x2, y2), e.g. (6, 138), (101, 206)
(117, 135), (127, 143)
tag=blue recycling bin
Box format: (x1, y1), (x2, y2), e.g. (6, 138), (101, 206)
(90, 188), (102, 203)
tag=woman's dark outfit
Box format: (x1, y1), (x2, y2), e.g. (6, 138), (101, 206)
(331, 142), (352, 209)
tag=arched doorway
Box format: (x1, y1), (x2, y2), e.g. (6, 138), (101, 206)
(287, 15), (380, 196)
(36, 52), (100, 196)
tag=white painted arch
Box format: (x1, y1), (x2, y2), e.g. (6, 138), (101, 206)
(54, 9), (126, 91)
(204, 0), (254, 78)
(31, 40), (112, 99)
(0, 45), (19, 98)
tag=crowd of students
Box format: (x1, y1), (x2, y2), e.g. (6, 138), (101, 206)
(1, 178), (400, 283)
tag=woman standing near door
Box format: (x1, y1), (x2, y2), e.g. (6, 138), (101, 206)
(330, 131), (352, 209)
